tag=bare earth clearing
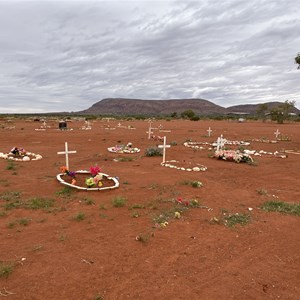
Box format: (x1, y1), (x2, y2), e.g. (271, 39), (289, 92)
(0, 119), (299, 300)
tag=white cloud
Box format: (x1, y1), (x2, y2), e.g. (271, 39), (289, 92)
(0, 0), (299, 113)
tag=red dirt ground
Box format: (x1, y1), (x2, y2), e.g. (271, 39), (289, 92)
(0, 118), (299, 300)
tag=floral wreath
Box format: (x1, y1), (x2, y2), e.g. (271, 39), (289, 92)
(161, 160), (207, 172)
(0, 147), (42, 161)
(57, 165), (119, 191)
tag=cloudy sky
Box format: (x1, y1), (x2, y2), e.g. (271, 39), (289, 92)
(0, 0), (299, 113)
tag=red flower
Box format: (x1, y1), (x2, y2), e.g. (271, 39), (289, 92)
(90, 165), (101, 177)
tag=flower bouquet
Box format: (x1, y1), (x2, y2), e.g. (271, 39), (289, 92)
(0, 147), (42, 161)
(214, 149), (253, 164)
(57, 165), (119, 191)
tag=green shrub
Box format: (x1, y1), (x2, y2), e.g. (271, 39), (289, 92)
(112, 196), (126, 207)
(261, 201), (300, 216)
(145, 147), (163, 157)
(26, 197), (55, 209)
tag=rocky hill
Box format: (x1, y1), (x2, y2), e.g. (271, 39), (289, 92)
(78, 98), (300, 116)
(79, 98), (228, 116)
(227, 102), (300, 114)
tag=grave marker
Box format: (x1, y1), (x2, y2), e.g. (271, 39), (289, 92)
(147, 122), (153, 139)
(158, 136), (171, 163)
(207, 127), (212, 137)
(274, 129), (280, 139)
(57, 142), (77, 170)
(216, 135), (225, 151)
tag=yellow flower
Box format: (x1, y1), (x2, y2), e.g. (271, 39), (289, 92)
(174, 211), (181, 219)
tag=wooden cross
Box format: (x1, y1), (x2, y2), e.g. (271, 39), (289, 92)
(207, 127), (212, 137)
(57, 142), (77, 170)
(158, 136), (171, 163)
(274, 129), (280, 139)
(147, 123), (153, 140)
(216, 134), (225, 151)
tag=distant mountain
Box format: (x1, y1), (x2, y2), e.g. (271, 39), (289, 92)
(78, 98), (228, 116)
(227, 102), (300, 114)
(77, 98), (300, 116)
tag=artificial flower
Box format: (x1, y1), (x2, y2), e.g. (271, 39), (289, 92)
(174, 212), (181, 219)
(61, 166), (68, 173)
(85, 177), (95, 187)
(90, 165), (101, 177)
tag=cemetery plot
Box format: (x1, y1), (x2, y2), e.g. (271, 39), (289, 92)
(57, 170), (119, 191)
(107, 143), (140, 154)
(57, 142), (119, 190)
(0, 147), (42, 161)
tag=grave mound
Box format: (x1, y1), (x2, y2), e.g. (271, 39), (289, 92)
(0, 147), (42, 161)
(108, 143), (140, 154)
(57, 167), (119, 191)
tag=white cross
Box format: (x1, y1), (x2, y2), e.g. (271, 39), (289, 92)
(147, 123), (153, 140)
(118, 122), (121, 127)
(57, 142), (77, 170)
(216, 135), (225, 151)
(158, 136), (171, 163)
(207, 127), (212, 137)
(43, 121), (47, 127)
(274, 129), (280, 139)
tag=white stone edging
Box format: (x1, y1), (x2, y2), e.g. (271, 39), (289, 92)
(56, 170), (119, 191)
(0, 152), (42, 161)
(161, 160), (207, 172)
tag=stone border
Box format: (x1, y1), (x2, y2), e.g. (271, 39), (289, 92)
(284, 150), (300, 155)
(183, 142), (212, 150)
(56, 170), (119, 191)
(107, 147), (140, 154)
(161, 160), (207, 171)
(252, 139), (278, 144)
(0, 152), (42, 161)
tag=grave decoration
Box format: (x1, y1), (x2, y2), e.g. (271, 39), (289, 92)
(212, 135), (253, 164)
(56, 142), (119, 190)
(214, 149), (253, 164)
(0, 147), (42, 161)
(207, 127), (212, 137)
(58, 120), (73, 131)
(159, 136), (207, 171)
(212, 136), (250, 148)
(80, 120), (92, 130)
(35, 120), (50, 131)
(57, 165), (119, 191)
(184, 141), (213, 150)
(161, 160), (207, 172)
(243, 149), (287, 158)
(107, 142), (140, 154)
(252, 138), (277, 144)
(59, 120), (67, 130)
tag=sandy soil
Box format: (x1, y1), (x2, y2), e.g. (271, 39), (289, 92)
(0, 118), (299, 300)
